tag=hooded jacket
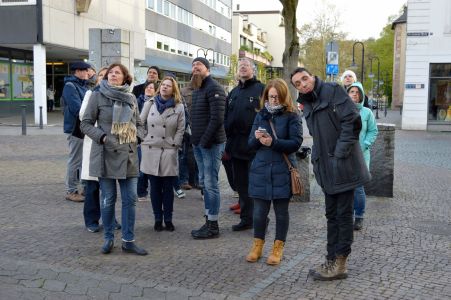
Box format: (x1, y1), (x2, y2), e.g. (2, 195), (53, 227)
(298, 77), (370, 195)
(62, 75), (88, 133)
(347, 82), (378, 169)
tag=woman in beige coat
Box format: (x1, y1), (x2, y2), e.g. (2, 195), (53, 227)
(140, 76), (185, 232)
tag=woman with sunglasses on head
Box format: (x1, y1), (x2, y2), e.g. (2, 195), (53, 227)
(81, 63), (147, 256)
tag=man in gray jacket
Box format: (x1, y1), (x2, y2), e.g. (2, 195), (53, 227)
(291, 67), (370, 281)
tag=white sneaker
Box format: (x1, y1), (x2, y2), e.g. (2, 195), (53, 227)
(138, 196), (149, 202)
(174, 188), (186, 198)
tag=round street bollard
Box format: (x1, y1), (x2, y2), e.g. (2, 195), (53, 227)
(21, 105), (27, 136)
(39, 106), (44, 129)
(292, 146), (311, 202)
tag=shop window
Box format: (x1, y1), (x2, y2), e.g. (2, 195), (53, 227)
(0, 62), (11, 100)
(429, 63), (451, 122)
(12, 63), (33, 100)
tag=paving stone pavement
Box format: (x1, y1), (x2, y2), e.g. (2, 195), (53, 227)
(0, 110), (450, 299)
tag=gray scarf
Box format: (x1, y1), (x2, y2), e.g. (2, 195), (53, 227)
(100, 80), (137, 144)
(264, 101), (285, 115)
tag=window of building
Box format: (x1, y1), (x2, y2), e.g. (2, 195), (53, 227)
(157, 41), (162, 49)
(0, 62), (10, 100)
(156, 0), (163, 13)
(429, 63), (451, 122)
(163, 44), (169, 51)
(169, 2), (176, 19)
(146, 0), (154, 10)
(240, 35), (247, 46)
(163, 0), (169, 16)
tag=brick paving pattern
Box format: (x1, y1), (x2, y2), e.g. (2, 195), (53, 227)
(0, 110), (450, 299)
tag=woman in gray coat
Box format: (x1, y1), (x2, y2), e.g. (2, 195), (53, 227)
(140, 76), (185, 232)
(81, 63), (147, 256)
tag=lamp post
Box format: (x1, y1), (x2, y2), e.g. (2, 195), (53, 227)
(351, 41), (365, 82)
(196, 48), (215, 67)
(369, 56), (380, 119)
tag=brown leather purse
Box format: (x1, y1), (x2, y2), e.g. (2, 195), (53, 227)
(269, 120), (304, 196)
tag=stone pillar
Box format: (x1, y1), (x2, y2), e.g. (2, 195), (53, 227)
(292, 147), (311, 202)
(88, 28), (132, 73)
(365, 123), (395, 197)
(33, 44), (47, 125)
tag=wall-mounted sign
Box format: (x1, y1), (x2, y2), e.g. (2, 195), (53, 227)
(407, 32), (431, 37)
(405, 83), (425, 89)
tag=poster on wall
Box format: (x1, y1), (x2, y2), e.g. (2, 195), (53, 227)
(0, 62), (10, 100)
(12, 63), (34, 100)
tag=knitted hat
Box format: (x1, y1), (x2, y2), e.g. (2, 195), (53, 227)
(340, 70), (357, 83)
(192, 57), (210, 70)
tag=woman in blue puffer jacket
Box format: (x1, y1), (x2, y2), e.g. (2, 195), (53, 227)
(347, 82), (378, 231)
(245, 79), (302, 266)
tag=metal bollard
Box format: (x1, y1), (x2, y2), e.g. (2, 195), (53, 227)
(21, 105), (27, 136)
(39, 106), (43, 129)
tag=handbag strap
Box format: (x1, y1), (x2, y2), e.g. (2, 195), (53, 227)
(268, 119), (294, 171)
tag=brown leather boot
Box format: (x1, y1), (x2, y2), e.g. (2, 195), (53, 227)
(246, 238), (265, 262)
(311, 255), (348, 281)
(266, 240), (284, 265)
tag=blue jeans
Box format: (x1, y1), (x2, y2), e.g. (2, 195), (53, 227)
(99, 177), (137, 242)
(353, 185), (366, 219)
(193, 143), (225, 221)
(149, 175), (175, 222)
(137, 145), (149, 197)
(83, 180), (100, 227)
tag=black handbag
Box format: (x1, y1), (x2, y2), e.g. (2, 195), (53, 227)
(71, 117), (84, 139)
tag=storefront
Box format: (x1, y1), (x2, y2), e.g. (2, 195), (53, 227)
(0, 47), (35, 116)
(428, 63), (451, 123)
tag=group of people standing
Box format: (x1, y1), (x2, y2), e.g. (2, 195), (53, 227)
(62, 56), (378, 281)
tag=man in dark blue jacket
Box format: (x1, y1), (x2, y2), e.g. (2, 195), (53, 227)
(63, 61), (89, 202)
(225, 58), (265, 231)
(190, 57), (226, 239)
(291, 67), (370, 281)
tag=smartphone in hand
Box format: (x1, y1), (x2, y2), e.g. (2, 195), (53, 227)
(258, 127), (269, 137)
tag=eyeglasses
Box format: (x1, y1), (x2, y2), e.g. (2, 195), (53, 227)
(269, 95), (279, 100)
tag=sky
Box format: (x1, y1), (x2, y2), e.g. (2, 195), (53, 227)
(232, 0), (407, 40)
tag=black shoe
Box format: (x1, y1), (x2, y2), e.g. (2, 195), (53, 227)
(154, 221), (164, 232)
(101, 239), (114, 254)
(86, 224), (100, 233)
(232, 220), (253, 231)
(121, 242), (148, 256)
(191, 216), (208, 235)
(192, 220), (219, 239)
(354, 218), (363, 231)
(164, 221), (175, 232)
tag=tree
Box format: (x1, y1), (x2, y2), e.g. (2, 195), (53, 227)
(280, 0), (300, 100)
(298, 2), (346, 81)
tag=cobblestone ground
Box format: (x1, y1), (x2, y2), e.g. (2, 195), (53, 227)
(0, 110), (450, 299)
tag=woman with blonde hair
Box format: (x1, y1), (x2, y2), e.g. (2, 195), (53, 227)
(245, 78), (302, 265)
(140, 76), (185, 232)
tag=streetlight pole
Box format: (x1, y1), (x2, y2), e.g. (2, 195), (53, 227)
(351, 41), (365, 82)
(369, 56), (381, 119)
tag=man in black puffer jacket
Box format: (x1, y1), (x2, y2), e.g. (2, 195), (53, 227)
(190, 57), (227, 239)
(225, 58), (265, 231)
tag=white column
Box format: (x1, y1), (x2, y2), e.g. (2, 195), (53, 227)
(33, 44), (47, 125)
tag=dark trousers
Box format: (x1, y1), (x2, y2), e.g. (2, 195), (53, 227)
(83, 180), (100, 227)
(253, 198), (290, 242)
(149, 175), (176, 222)
(186, 143), (199, 187)
(222, 157), (236, 191)
(232, 158), (252, 224)
(325, 189), (355, 260)
(137, 146), (149, 197)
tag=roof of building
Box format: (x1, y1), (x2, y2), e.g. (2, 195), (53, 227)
(392, 6), (407, 29)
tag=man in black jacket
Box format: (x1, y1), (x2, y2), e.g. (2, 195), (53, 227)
(132, 66), (160, 99)
(291, 68), (370, 281)
(225, 58), (265, 231)
(190, 57), (227, 239)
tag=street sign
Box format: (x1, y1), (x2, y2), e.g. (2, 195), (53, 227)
(326, 64), (339, 75)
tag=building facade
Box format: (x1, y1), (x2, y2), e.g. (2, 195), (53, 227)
(138, 0), (232, 87)
(391, 6), (407, 110)
(0, 0), (145, 123)
(403, 0), (451, 131)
